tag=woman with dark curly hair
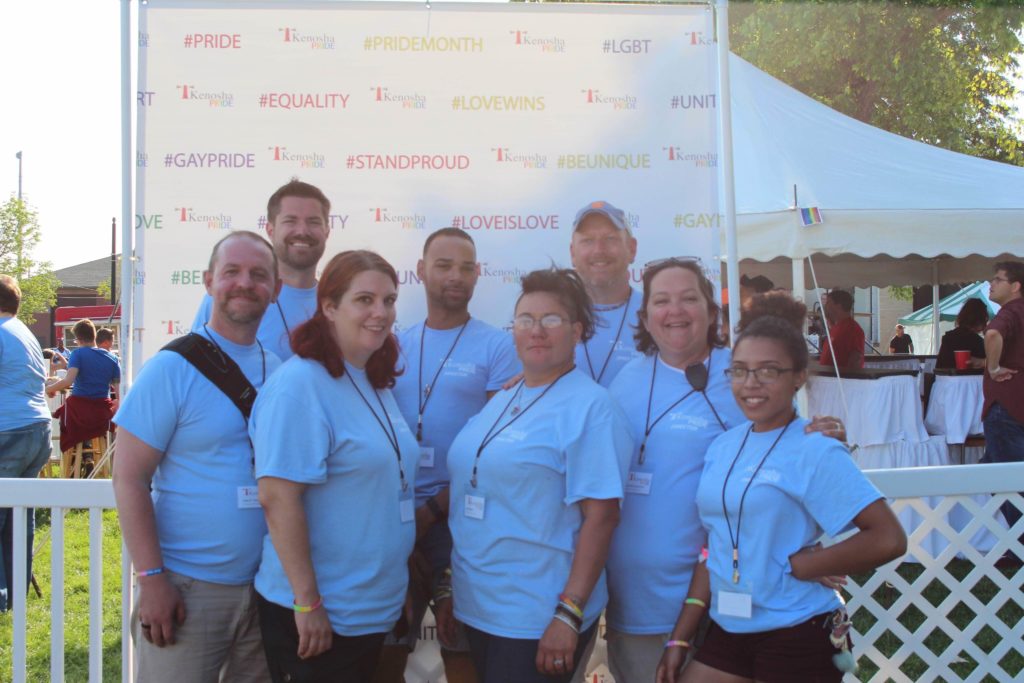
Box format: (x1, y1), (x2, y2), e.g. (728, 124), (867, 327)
(936, 297), (989, 369)
(437, 266), (633, 683)
(250, 250), (419, 683)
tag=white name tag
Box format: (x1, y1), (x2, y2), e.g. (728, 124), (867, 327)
(400, 497), (415, 523)
(237, 486), (260, 509)
(625, 471), (653, 495)
(718, 590), (753, 619)
(419, 447), (435, 468)
(464, 494), (485, 520)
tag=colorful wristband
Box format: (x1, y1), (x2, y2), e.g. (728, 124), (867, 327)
(665, 639), (690, 650)
(685, 598), (707, 609)
(136, 566), (165, 577)
(293, 596), (323, 613)
(558, 593), (585, 619)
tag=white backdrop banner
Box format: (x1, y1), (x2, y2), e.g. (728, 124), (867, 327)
(134, 5), (718, 677)
(134, 0), (721, 368)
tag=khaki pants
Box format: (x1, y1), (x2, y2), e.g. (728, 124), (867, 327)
(132, 570), (270, 683)
(606, 628), (694, 683)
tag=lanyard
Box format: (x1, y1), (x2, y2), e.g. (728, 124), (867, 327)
(416, 319), (470, 442)
(638, 352), (724, 464)
(470, 366), (574, 488)
(345, 371), (409, 492)
(583, 290), (633, 384)
(275, 300), (291, 340)
(720, 414), (795, 584)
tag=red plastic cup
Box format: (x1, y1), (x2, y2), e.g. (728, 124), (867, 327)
(954, 350), (970, 370)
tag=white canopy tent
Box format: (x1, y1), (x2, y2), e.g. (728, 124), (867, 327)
(726, 53), (1024, 291)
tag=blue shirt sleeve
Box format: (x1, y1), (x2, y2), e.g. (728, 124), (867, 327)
(251, 365), (332, 485)
(114, 353), (185, 452)
(563, 396), (633, 505)
(486, 331), (520, 392)
(799, 437), (883, 538)
(68, 348), (83, 371)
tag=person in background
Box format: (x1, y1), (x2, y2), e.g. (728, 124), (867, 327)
(113, 231), (281, 681)
(980, 261), (1024, 559)
(570, 201), (642, 387)
(252, 250), (418, 682)
(194, 179), (331, 361)
(657, 297), (906, 683)
(46, 318), (120, 453)
(51, 337), (69, 368)
(738, 274), (774, 309)
(888, 324), (914, 354)
(0, 275), (52, 613)
(438, 267), (632, 683)
(818, 288), (864, 369)
(935, 298), (988, 369)
(376, 228), (518, 683)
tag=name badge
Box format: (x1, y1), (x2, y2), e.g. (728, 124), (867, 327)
(625, 470), (653, 495)
(400, 493), (415, 523)
(718, 590), (753, 619)
(464, 494), (485, 520)
(419, 447), (435, 468)
(237, 486), (260, 509)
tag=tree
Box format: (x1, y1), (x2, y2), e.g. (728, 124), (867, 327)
(730, 1), (1024, 165)
(0, 196), (58, 325)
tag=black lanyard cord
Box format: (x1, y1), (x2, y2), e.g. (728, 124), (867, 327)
(346, 372), (408, 492)
(275, 300), (291, 339)
(720, 413), (795, 584)
(470, 366), (574, 488)
(416, 319), (470, 442)
(638, 351), (721, 464)
(583, 290), (633, 383)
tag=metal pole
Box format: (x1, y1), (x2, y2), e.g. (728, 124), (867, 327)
(715, 0), (740, 346)
(120, 0), (134, 390)
(111, 218), (117, 305)
(15, 151), (23, 274)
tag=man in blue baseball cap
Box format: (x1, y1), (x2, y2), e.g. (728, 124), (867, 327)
(569, 201), (642, 387)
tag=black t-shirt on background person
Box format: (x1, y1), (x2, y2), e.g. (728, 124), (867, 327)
(935, 327), (985, 368)
(889, 334), (914, 354)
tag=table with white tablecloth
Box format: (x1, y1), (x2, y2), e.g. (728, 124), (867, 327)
(925, 374), (984, 444)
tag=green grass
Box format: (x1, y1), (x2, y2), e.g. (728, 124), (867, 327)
(0, 509), (124, 683)
(1, 514), (1020, 682)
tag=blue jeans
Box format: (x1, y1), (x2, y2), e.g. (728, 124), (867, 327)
(981, 402), (1024, 543)
(0, 420), (52, 612)
(465, 622), (598, 683)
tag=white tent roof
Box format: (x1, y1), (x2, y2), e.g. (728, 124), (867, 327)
(728, 54), (1024, 288)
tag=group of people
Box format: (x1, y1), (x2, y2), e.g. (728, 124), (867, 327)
(101, 179), (907, 683)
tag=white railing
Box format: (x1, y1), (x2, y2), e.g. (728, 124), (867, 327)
(1, 478), (131, 683)
(2, 463), (1022, 683)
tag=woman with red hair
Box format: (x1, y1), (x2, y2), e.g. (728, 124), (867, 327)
(249, 250), (419, 683)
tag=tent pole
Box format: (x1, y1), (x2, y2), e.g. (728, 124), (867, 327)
(931, 260), (940, 352)
(715, 0), (740, 346)
(792, 257), (806, 331)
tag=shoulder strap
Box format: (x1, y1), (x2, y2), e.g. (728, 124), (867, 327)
(162, 333), (257, 420)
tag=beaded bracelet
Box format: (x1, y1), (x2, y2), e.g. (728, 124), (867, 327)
(685, 598), (707, 609)
(136, 566), (165, 578)
(553, 611), (581, 634)
(664, 640), (690, 650)
(293, 596), (323, 613)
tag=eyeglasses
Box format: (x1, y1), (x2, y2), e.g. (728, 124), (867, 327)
(724, 366), (795, 384)
(643, 256), (703, 274)
(513, 314), (571, 331)
(990, 276), (1009, 284)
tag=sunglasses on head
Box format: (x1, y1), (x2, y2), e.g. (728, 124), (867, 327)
(643, 256), (704, 274)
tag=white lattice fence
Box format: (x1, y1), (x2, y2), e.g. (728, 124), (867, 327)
(843, 463), (1024, 682)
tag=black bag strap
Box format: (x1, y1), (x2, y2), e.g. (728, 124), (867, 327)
(162, 333), (257, 420)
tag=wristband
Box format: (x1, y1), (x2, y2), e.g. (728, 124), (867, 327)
(293, 596), (323, 613)
(136, 566), (165, 577)
(558, 593), (585, 619)
(685, 598), (707, 609)
(665, 640), (690, 650)
(553, 611), (581, 634)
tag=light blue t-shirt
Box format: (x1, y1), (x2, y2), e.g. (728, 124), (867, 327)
(193, 283), (318, 362)
(113, 327), (281, 585)
(0, 316), (50, 432)
(574, 288), (643, 387)
(697, 418), (883, 633)
(606, 347), (744, 634)
(448, 368), (633, 639)
(68, 346), (120, 398)
(252, 358), (420, 636)
(394, 318), (520, 506)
